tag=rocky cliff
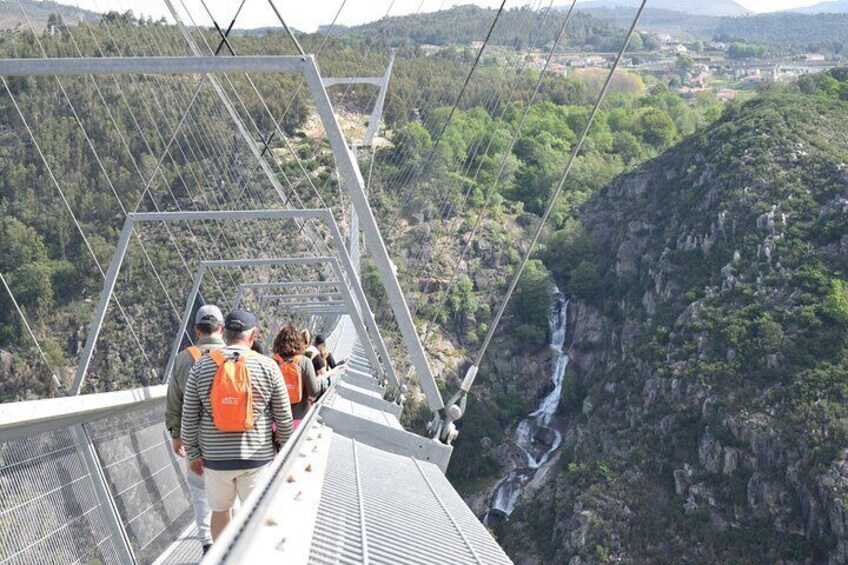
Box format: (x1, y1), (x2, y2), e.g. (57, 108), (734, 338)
(495, 93), (848, 563)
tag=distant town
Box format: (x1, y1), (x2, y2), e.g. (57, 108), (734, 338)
(418, 32), (845, 101)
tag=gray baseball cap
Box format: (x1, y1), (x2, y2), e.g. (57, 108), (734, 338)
(195, 304), (224, 327)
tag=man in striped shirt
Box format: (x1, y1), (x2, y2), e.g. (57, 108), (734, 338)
(181, 309), (294, 541)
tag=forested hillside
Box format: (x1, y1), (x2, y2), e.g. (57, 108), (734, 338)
(333, 5), (644, 52)
(488, 77), (848, 563)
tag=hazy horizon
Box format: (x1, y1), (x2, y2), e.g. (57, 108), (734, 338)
(62, 0), (840, 33)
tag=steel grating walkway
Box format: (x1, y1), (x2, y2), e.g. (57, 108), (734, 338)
(206, 326), (512, 564)
(309, 435), (511, 564)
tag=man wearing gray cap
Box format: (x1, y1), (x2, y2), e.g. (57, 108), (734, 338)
(165, 304), (225, 554)
(182, 310), (294, 543)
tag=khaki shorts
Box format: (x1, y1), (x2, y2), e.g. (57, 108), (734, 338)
(204, 464), (270, 512)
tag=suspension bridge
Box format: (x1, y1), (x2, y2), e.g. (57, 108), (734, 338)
(0, 0), (646, 562)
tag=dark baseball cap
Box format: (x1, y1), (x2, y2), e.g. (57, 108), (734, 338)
(224, 310), (256, 332)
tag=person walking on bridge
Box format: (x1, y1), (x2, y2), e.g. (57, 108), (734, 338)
(182, 310), (294, 542)
(165, 304), (225, 554)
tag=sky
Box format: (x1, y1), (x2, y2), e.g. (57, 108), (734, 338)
(71, 0), (833, 32)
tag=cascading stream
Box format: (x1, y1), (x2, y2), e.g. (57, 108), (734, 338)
(483, 289), (569, 525)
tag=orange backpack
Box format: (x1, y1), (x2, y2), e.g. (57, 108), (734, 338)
(273, 354), (303, 405)
(186, 346), (202, 363)
(208, 350), (256, 432)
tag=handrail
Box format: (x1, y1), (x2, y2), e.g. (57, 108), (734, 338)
(204, 363), (350, 564)
(0, 384), (167, 442)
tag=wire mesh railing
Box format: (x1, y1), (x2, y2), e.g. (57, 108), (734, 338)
(0, 426), (124, 565)
(0, 398), (190, 565)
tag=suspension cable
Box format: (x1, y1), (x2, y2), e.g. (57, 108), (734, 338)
(382, 0), (509, 236)
(0, 272), (62, 390)
(0, 75), (157, 377)
(473, 0), (647, 369)
(404, 1), (556, 310)
(419, 0), (578, 343)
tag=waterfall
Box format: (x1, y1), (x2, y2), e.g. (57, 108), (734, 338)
(482, 289), (569, 526)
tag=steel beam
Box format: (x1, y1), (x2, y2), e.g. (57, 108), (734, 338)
(131, 209), (325, 222)
(240, 281), (341, 290)
(261, 292), (343, 301)
(363, 53), (395, 147)
(277, 301), (345, 309)
(323, 214), (399, 389)
(303, 57), (443, 413)
(163, 264), (207, 385)
(289, 306), (349, 315)
(322, 77), (382, 87)
(0, 56), (308, 77)
(71, 220), (135, 395)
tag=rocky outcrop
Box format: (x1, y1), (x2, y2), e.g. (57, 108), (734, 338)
(494, 94), (848, 564)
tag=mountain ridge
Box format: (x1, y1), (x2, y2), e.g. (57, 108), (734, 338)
(792, 0), (848, 13)
(490, 86), (848, 563)
(566, 0), (749, 17)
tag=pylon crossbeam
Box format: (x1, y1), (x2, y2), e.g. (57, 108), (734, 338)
(72, 209), (396, 394)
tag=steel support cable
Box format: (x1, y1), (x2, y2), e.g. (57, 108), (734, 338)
(472, 0), (647, 371)
(196, 0), (331, 211)
(76, 5), (296, 310)
(0, 272), (62, 389)
(417, 0), (578, 345)
(369, 1), (551, 324)
(395, 0), (557, 299)
(216, 0), (392, 241)
(167, 2), (338, 285)
(75, 46), (244, 308)
(169, 2), (323, 220)
(228, 0), (348, 217)
(232, 0), (349, 170)
(113, 9), (319, 276)
(221, 0), (397, 268)
(0, 76), (157, 379)
(371, 3), (559, 211)
(72, 5), (241, 297)
(119, 16), (322, 293)
(379, 0), (510, 237)
(255, 0), (404, 204)
(167, 9), (338, 272)
(212, 0), (248, 56)
(15, 2), (203, 327)
(266, 0), (307, 57)
(12, 7), (207, 348)
(70, 8), (235, 298)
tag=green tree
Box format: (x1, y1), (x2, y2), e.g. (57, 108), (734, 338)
(568, 260), (602, 301)
(513, 260), (554, 347)
(636, 108), (678, 147)
(825, 279), (848, 324)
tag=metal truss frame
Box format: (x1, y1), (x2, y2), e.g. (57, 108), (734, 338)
(0, 55), (443, 415)
(162, 256), (382, 387)
(324, 53), (395, 275)
(69, 208), (396, 395)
